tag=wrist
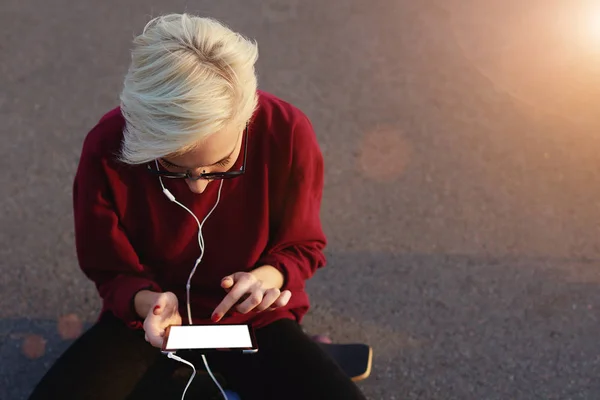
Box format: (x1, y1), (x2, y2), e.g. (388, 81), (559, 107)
(251, 265), (284, 290)
(134, 290), (161, 319)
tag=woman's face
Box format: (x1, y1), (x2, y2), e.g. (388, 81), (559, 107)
(159, 125), (243, 194)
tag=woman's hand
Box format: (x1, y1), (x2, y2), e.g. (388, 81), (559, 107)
(211, 269), (292, 323)
(140, 291), (182, 348)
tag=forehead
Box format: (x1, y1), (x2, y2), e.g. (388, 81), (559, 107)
(167, 125), (239, 166)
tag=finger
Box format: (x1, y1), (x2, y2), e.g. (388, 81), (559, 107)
(254, 288), (280, 312)
(212, 275), (256, 321)
(268, 290), (292, 311)
(144, 315), (162, 338)
(236, 290), (264, 314)
(221, 276), (234, 290)
(144, 325), (163, 348)
(234, 293), (250, 305)
(171, 312), (183, 327)
(153, 294), (170, 316)
(149, 333), (164, 348)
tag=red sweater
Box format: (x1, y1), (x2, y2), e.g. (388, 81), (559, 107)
(73, 91), (327, 330)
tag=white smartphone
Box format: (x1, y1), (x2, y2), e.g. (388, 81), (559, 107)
(161, 324), (258, 353)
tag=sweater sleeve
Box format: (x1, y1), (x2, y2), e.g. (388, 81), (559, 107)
(257, 113), (327, 291)
(73, 137), (161, 329)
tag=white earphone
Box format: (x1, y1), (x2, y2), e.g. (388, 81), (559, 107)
(156, 160), (228, 400)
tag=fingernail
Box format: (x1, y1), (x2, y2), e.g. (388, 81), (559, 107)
(153, 305), (160, 314)
(211, 314), (221, 322)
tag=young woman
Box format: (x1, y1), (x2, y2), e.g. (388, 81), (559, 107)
(28, 13), (366, 400)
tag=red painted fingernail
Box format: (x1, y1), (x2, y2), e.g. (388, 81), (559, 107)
(153, 306), (160, 313)
(211, 314), (220, 322)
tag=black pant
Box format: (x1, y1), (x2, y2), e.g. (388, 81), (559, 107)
(28, 313), (367, 400)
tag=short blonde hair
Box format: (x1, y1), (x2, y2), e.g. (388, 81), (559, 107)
(119, 13), (259, 164)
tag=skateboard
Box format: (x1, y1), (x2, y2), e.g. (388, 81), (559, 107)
(171, 337), (373, 399)
(316, 342), (373, 382)
(175, 341), (373, 383)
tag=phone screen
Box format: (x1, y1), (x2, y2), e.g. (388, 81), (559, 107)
(162, 324), (256, 351)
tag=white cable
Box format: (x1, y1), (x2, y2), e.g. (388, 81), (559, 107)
(167, 352), (228, 400)
(186, 179), (223, 324)
(201, 354), (228, 398)
(167, 352), (197, 399)
(157, 163), (228, 400)
(156, 166), (224, 325)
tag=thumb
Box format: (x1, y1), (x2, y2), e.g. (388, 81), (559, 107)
(152, 294), (169, 316)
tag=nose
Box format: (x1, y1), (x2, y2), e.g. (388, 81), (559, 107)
(186, 178), (210, 194)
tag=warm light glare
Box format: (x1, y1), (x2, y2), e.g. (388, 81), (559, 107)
(577, 2), (600, 47)
(448, 0), (600, 129)
(588, 7), (600, 41)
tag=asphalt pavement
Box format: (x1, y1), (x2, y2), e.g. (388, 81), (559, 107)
(2, 0), (600, 399)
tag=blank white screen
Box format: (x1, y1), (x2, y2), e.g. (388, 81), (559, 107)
(166, 325), (253, 350)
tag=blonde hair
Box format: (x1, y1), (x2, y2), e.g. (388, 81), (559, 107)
(119, 13), (259, 164)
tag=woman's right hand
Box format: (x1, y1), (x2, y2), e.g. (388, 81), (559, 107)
(138, 291), (182, 348)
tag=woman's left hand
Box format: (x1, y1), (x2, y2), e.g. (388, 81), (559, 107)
(211, 270), (292, 323)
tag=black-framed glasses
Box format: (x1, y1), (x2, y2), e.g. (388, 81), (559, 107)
(146, 125), (248, 181)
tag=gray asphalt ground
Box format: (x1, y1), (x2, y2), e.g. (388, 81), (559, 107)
(2, 0), (600, 399)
